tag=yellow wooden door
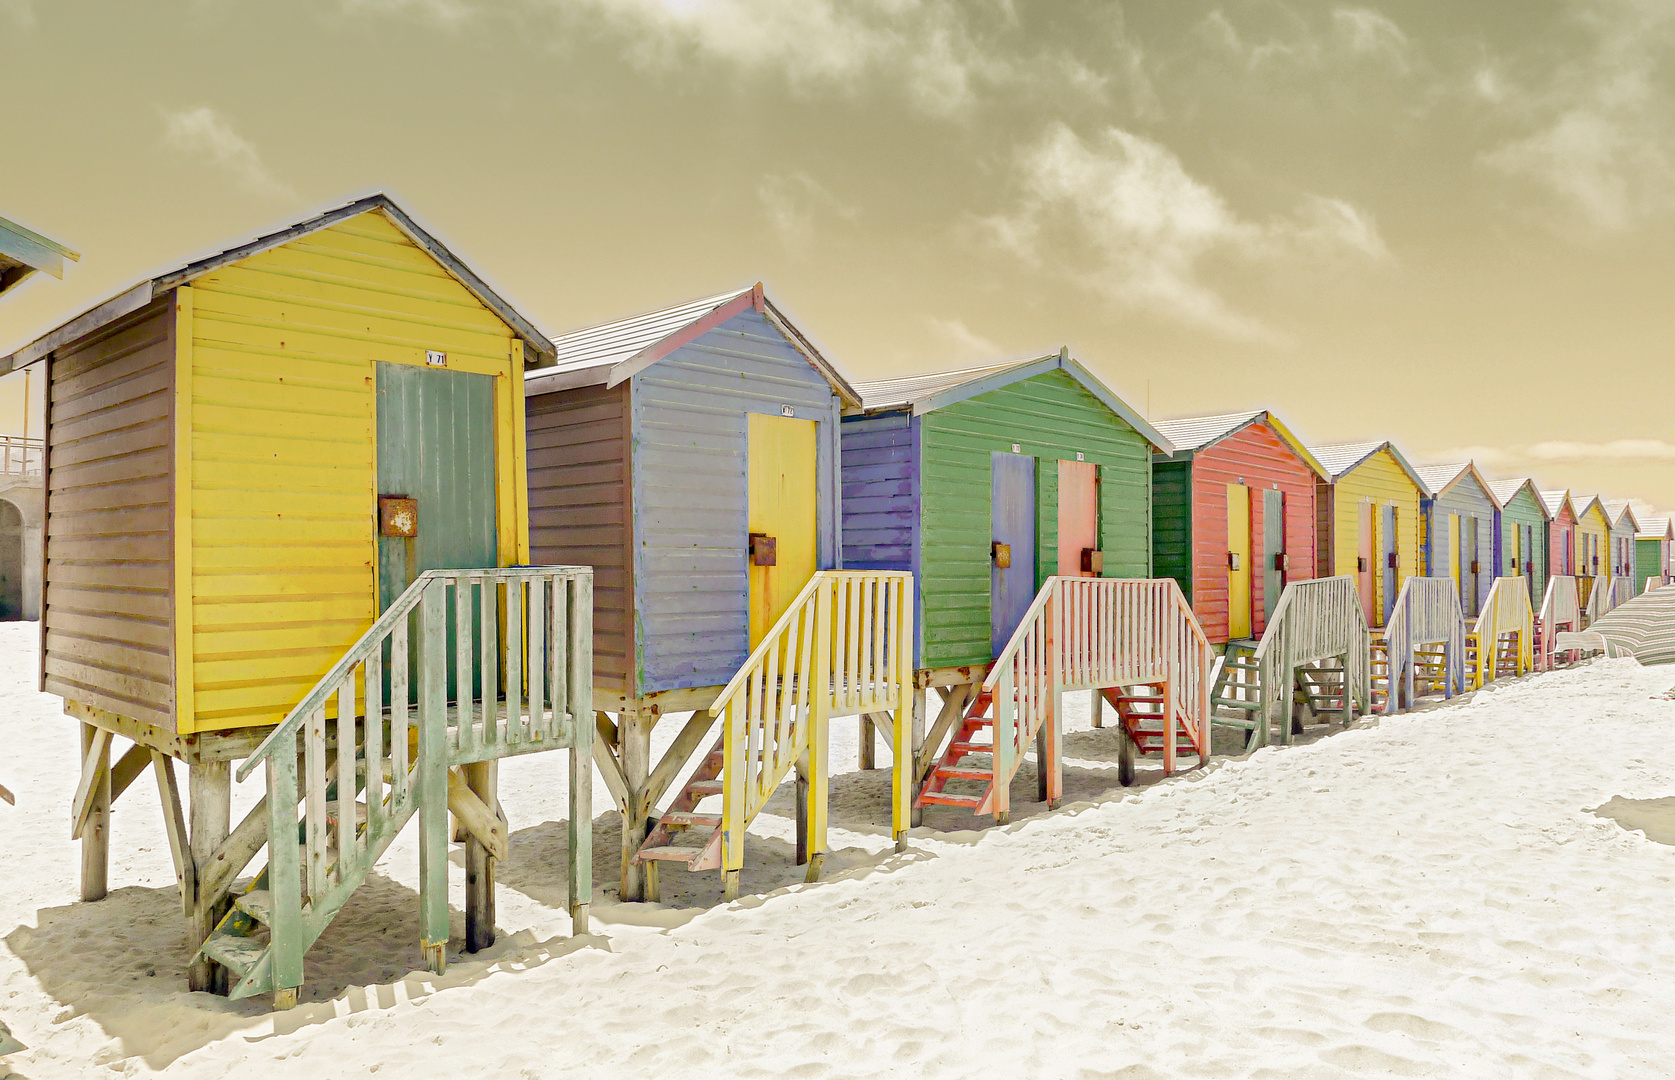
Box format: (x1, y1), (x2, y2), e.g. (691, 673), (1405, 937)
(748, 413), (819, 646)
(1227, 483), (1252, 639)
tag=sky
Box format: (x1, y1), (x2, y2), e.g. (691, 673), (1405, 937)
(1, 0), (1672, 520)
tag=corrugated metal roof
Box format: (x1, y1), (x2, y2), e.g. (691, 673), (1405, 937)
(1488, 478), (1535, 505)
(1306, 440), (1385, 480)
(0, 214), (79, 299)
(1638, 517), (1671, 539)
(541, 288), (749, 376)
(1540, 490), (1571, 516)
(1413, 462), (1469, 497)
(1150, 410), (1264, 453)
(851, 357), (1042, 409)
(1604, 499), (1639, 530)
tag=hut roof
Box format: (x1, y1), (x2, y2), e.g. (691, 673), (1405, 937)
(1488, 478), (1550, 518)
(1604, 500), (1641, 532)
(526, 283), (859, 406)
(1637, 517), (1673, 541)
(1540, 490), (1574, 518)
(1413, 461), (1500, 506)
(1306, 439), (1427, 490)
(1150, 409), (1327, 479)
(0, 214), (79, 299)
(1, 194), (551, 374)
(851, 349), (1173, 454)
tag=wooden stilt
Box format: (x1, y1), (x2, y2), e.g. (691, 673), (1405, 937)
(617, 708), (650, 902)
(463, 760), (496, 953)
(795, 754), (810, 866)
(723, 869), (740, 901)
(909, 688), (926, 828)
(78, 722), (110, 903)
(186, 761), (230, 994)
(1090, 687), (1103, 728)
(858, 714), (876, 771)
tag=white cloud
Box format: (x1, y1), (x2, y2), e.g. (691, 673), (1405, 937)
(757, 171), (858, 256)
(924, 316), (1000, 361)
(982, 123), (1388, 340)
(560, 0), (1009, 116)
(1196, 5), (1412, 72)
(1331, 8), (1408, 67)
(1527, 439), (1675, 463)
(1, 0), (33, 27)
(340, 0), (473, 26)
(1482, 1), (1675, 232)
(161, 106), (295, 200)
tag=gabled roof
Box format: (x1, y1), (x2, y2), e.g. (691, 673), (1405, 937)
(1539, 490), (1573, 518)
(1150, 409), (1327, 479)
(1, 214), (79, 298)
(1604, 500), (1641, 533)
(1413, 461), (1501, 507)
(1573, 494), (1609, 524)
(1637, 517), (1673, 541)
(851, 348), (1173, 454)
(1306, 439), (1427, 491)
(525, 283), (858, 406)
(1488, 478), (1550, 519)
(2, 194), (550, 374)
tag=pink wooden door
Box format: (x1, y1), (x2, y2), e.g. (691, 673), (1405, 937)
(1057, 460), (1099, 577)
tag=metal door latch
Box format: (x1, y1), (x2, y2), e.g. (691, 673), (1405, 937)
(749, 533), (777, 566)
(1081, 548), (1103, 574)
(379, 495), (417, 537)
(992, 541), (1011, 568)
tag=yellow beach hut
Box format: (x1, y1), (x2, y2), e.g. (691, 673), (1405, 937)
(1307, 441), (1425, 628)
(1573, 494), (1612, 617)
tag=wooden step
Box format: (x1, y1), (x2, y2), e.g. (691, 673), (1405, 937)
(917, 791), (985, 809)
(659, 811), (721, 829)
(234, 889), (272, 925)
(200, 930), (267, 979)
(946, 742), (993, 756)
(636, 845), (711, 866)
(685, 780), (723, 797)
(934, 765), (994, 781)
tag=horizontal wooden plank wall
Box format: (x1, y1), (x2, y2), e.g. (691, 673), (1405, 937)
(1498, 487), (1549, 613)
(1186, 423), (1317, 643)
(1575, 501), (1610, 611)
(1150, 458), (1193, 602)
(1328, 450), (1420, 629)
(1548, 504), (1576, 577)
(1424, 476), (1496, 619)
(184, 210), (518, 732)
(838, 409), (921, 663)
(526, 381), (631, 692)
(919, 368), (1151, 670)
(42, 300), (176, 728)
(633, 309), (841, 695)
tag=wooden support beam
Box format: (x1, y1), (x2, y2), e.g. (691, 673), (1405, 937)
(591, 712), (629, 812)
(187, 762), (231, 994)
(194, 795), (269, 917)
(617, 709), (651, 902)
(916, 685), (975, 786)
(644, 709), (715, 812)
(77, 723), (110, 902)
(150, 752), (196, 916)
(110, 743), (150, 804)
(462, 761), (497, 953)
(70, 726), (112, 841)
(446, 767), (509, 862)
(858, 714), (876, 771)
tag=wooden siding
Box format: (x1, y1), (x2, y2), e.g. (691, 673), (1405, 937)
(918, 368), (1152, 670)
(527, 381), (632, 691)
(183, 209), (519, 732)
(1548, 503), (1576, 577)
(632, 309), (841, 695)
(1422, 475), (1497, 617)
(1636, 537), (1670, 592)
(1180, 423), (1317, 643)
(839, 410), (915, 571)
(1577, 502), (1610, 584)
(1150, 458), (1193, 602)
(1497, 487), (1549, 607)
(1325, 449), (1420, 629)
(42, 299), (176, 728)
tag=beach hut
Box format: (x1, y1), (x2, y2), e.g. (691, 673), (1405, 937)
(526, 285), (917, 903)
(1574, 495), (1612, 616)
(1306, 441), (1426, 628)
(1415, 462), (1499, 619)
(1636, 517), (1673, 592)
(1541, 490), (1578, 577)
(841, 352), (1201, 819)
(1487, 478), (1550, 606)
(1605, 501), (1640, 586)
(4, 195), (595, 1007)
(1148, 410), (1325, 645)
(1, 213), (78, 299)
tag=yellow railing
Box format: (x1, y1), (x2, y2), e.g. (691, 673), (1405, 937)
(709, 571), (913, 889)
(1469, 576), (1533, 688)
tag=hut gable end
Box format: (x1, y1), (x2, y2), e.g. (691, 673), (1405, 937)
(632, 308), (841, 695)
(42, 299), (176, 727)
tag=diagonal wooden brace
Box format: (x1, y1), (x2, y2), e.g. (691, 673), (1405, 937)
(151, 752), (198, 915)
(592, 712), (630, 812)
(71, 728), (112, 840)
(447, 767), (509, 862)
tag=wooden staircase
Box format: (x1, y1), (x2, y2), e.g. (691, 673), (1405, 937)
(635, 735), (725, 871)
(1211, 641), (1263, 746)
(914, 689), (1025, 818)
(1103, 684), (1206, 786)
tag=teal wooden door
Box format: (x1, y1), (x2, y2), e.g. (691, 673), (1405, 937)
(1381, 504), (1398, 624)
(1261, 488), (1284, 631)
(991, 452), (1036, 657)
(376, 363), (498, 609)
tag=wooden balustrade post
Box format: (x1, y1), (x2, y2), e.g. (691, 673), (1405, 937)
(909, 687), (926, 829)
(618, 706), (651, 903)
(568, 572), (594, 935)
(77, 722), (110, 902)
(418, 582), (450, 975)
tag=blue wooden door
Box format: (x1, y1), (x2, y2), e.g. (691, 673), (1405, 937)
(991, 452), (1036, 657)
(1381, 504), (1398, 623)
(1261, 488), (1284, 633)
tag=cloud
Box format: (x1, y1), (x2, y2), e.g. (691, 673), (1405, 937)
(1195, 5), (1412, 72)
(982, 123), (1388, 340)
(1331, 8), (1408, 68)
(339, 0), (473, 26)
(161, 106), (295, 200)
(1482, 1), (1675, 232)
(924, 316), (1000, 361)
(559, 0), (1010, 116)
(1, 0), (32, 27)
(1527, 439), (1675, 463)
(757, 172), (858, 257)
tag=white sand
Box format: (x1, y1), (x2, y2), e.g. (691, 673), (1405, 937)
(3, 619), (1675, 1077)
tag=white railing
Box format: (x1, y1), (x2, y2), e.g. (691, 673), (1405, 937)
(1646, 576), (1669, 594)
(233, 566), (593, 1000)
(1607, 576), (1634, 610)
(981, 577), (1212, 817)
(1470, 576), (1533, 688)
(710, 571), (913, 880)
(1252, 577), (1371, 746)
(1378, 577), (1464, 714)
(0, 435), (42, 477)
(1538, 576), (1581, 669)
